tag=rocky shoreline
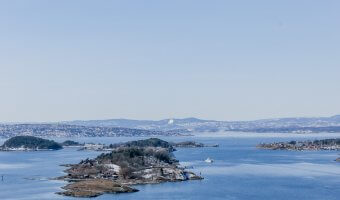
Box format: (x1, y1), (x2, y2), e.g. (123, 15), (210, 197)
(56, 138), (203, 197)
(57, 179), (138, 197)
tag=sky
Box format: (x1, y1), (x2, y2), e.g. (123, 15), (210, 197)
(0, 0), (340, 122)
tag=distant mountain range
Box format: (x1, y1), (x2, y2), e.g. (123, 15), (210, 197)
(62, 115), (340, 133)
(1, 115), (340, 138)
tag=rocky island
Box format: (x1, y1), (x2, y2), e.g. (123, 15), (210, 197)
(0, 136), (63, 151)
(57, 138), (203, 198)
(257, 138), (340, 151)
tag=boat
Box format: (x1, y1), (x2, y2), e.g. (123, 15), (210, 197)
(205, 157), (213, 163)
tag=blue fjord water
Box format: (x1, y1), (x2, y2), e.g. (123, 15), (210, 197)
(0, 133), (340, 200)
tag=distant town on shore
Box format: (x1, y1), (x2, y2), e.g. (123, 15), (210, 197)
(1, 115), (340, 138)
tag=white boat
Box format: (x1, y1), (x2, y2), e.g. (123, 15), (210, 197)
(205, 157), (213, 163)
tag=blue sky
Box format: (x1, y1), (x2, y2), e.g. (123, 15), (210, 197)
(0, 0), (339, 122)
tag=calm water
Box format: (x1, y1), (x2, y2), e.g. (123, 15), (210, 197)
(0, 133), (340, 200)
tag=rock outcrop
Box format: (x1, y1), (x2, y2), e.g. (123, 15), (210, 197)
(57, 179), (138, 197)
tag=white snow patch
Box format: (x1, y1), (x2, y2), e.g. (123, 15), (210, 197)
(105, 164), (121, 173)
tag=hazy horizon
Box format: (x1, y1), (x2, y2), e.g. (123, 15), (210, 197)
(1, 1), (340, 122)
(1, 114), (340, 124)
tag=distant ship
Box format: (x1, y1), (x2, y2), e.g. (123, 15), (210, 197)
(205, 157), (214, 163)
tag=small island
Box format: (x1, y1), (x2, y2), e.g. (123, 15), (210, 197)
(57, 138), (203, 198)
(257, 138), (340, 151)
(80, 140), (218, 151)
(173, 141), (219, 148)
(0, 136), (62, 151)
(336, 158), (340, 162)
(60, 140), (84, 147)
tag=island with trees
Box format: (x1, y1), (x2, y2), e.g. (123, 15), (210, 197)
(60, 140), (84, 147)
(172, 141), (219, 148)
(56, 138), (203, 198)
(80, 139), (218, 151)
(257, 138), (340, 151)
(0, 136), (63, 151)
